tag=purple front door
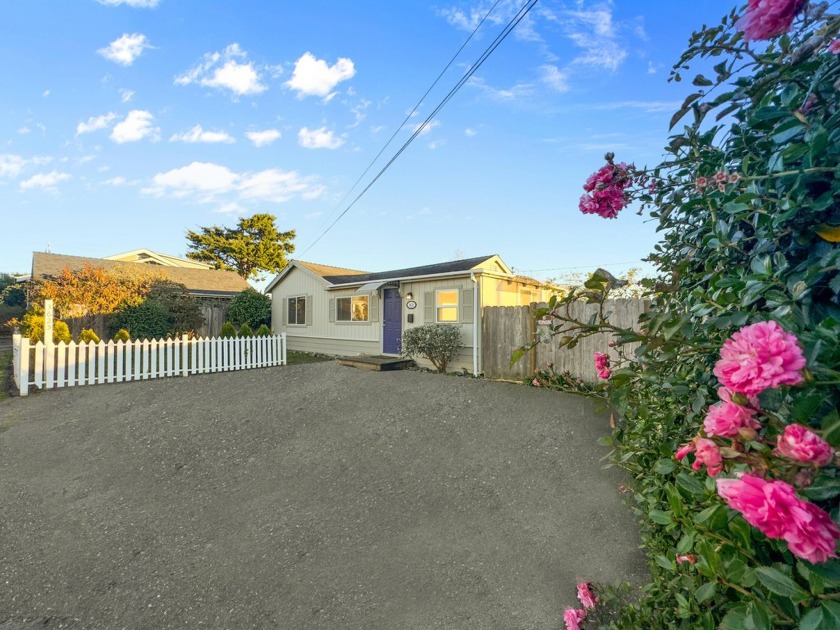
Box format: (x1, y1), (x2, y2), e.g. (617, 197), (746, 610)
(382, 288), (402, 355)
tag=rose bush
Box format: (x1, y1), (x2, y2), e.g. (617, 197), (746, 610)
(536, 1), (840, 626)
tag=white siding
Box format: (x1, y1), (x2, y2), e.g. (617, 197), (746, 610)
(270, 267), (380, 353)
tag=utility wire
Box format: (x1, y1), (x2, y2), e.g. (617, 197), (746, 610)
(307, 0), (503, 240)
(299, 0), (538, 257)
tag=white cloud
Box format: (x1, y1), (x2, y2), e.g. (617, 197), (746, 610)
(284, 52), (355, 99)
(76, 112), (117, 136)
(20, 171), (70, 192)
(119, 88), (135, 102)
(556, 3), (627, 71)
(176, 43), (266, 97)
(412, 120), (440, 136)
(42, 90), (50, 97)
(214, 202), (247, 214)
(103, 176), (139, 186)
(464, 128), (477, 137)
(0, 154), (25, 178)
(143, 161), (324, 205)
(110, 110), (159, 143)
(298, 126), (345, 150)
(170, 124), (235, 144)
(17, 127), (31, 135)
(97, 0), (159, 6)
(245, 129), (281, 147)
(467, 76), (534, 101)
(98, 33), (152, 66)
(540, 65), (569, 92)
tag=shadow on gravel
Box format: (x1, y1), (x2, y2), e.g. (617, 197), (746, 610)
(0, 361), (646, 629)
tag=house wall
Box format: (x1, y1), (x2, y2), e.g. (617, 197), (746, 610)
(270, 266), (557, 373)
(270, 267), (382, 356)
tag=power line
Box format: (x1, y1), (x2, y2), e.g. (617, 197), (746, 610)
(299, 0), (538, 257)
(306, 0), (503, 241)
(514, 261), (646, 273)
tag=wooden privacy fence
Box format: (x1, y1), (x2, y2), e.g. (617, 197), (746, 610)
(482, 300), (649, 382)
(12, 332), (287, 396)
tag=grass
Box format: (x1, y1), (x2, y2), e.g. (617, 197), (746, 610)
(286, 350), (332, 365)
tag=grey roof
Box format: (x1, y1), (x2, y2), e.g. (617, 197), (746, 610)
(322, 255), (498, 285)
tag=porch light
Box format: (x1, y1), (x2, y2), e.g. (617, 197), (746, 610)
(405, 292), (413, 300)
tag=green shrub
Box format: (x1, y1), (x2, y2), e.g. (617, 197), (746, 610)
(22, 313), (71, 344)
(219, 322), (236, 338)
(238, 322), (253, 337)
(145, 280), (205, 335)
(1, 284), (26, 308)
(256, 324), (271, 337)
(109, 300), (170, 341)
(78, 328), (100, 344)
(112, 329), (130, 343)
(226, 288), (271, 329)
(401, 324), (462, 373)
(538, 6), (840, 626)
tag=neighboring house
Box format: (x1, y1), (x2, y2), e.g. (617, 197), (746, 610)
(265, 254), (556, 374)
(105, 248), (214, 269)
(29, 251), (251, 336)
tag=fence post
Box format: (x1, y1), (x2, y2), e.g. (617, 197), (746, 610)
(181, 334), (190, 377)
(280, 333), (287, 365)
(17, 334), (30, 396)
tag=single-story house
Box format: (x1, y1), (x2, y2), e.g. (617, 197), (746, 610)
(31, 251), (249, 300)
(265, 254), (556, 374)
(30, 251), (251, 336)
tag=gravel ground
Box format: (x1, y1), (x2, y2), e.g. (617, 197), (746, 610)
(0, 361), (646, 629)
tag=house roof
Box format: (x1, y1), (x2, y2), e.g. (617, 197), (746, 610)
(322, 255), (503, 285)
(266, 254), (515, 294)
(31, 252), (250, 297)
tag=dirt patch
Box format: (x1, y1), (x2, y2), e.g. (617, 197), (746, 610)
(0, 361), (646, 629)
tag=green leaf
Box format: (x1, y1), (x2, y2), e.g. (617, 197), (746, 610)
(821, 410), (840, 447)
(677, 472), (706, 496)
(801, 602), (840, 630)
(654, 554), (674, 571)
(721, 605), (748, 630)
(694, 581), (716, 603)
(754, 566), (808, 600)
(693, 504), (721, 525)
(806, 560), (840, 585)
(676, 532), (695, 555)
(649, 509), (673, 525)
(801, 476), (840, 502)
(744, 601), (771, 630)
(693, 73), (713, 86)
(654, 458), (678, 475)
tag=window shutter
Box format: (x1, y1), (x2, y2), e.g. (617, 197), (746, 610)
(282, 299), (288, 325)
(424, 292), (435, 323)
(328, 298), (335, 323)
(461, 288), (474, 323)
(369, 294), (379, 322)
(305, 295), (313, 326)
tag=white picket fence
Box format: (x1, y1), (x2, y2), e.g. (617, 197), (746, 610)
(11, 332), (287, 396)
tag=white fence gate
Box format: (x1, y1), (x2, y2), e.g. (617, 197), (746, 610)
(11, 332), (287, 396)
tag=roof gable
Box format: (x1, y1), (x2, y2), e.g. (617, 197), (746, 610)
(105, 249), (213, 269)
(322, 254), (500, 285)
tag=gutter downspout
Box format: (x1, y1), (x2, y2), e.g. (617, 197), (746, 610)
(471, 272), (479, 376)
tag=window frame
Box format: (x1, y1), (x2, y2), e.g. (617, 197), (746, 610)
(335, 295), (370, 323)
(287, 295), (306, 326)
(435, 288), (460, 323)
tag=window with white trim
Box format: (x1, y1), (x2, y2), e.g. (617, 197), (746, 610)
(336, 295), (369, 322)
(436, 289), (459, 322)
(287, 296), (306, 325)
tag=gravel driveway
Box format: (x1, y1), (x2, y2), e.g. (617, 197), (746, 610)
(0, 361), (646, 629)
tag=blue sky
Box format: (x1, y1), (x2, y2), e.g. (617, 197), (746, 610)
(1, 0), (728, 286)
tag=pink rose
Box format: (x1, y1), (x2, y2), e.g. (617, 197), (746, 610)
(829, 39), (840, 54)
(676, 554), (697, 565)
(576, 581), (596, 609)
(703, 389), (761, 438)
(597, 368), (612, 380)
(594, 352), (609, 371)
(564, 608), (586, 630)
(776, 424), (834, 466)
(736, 0), (806, 41)
(579, 161), (634, 219)
(717, 474), (840, 563)
(713, 321), (805, 396)
(675, 443), (695, 461)
(692, 438), (723, 477)
(546, 360), (554, 368)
